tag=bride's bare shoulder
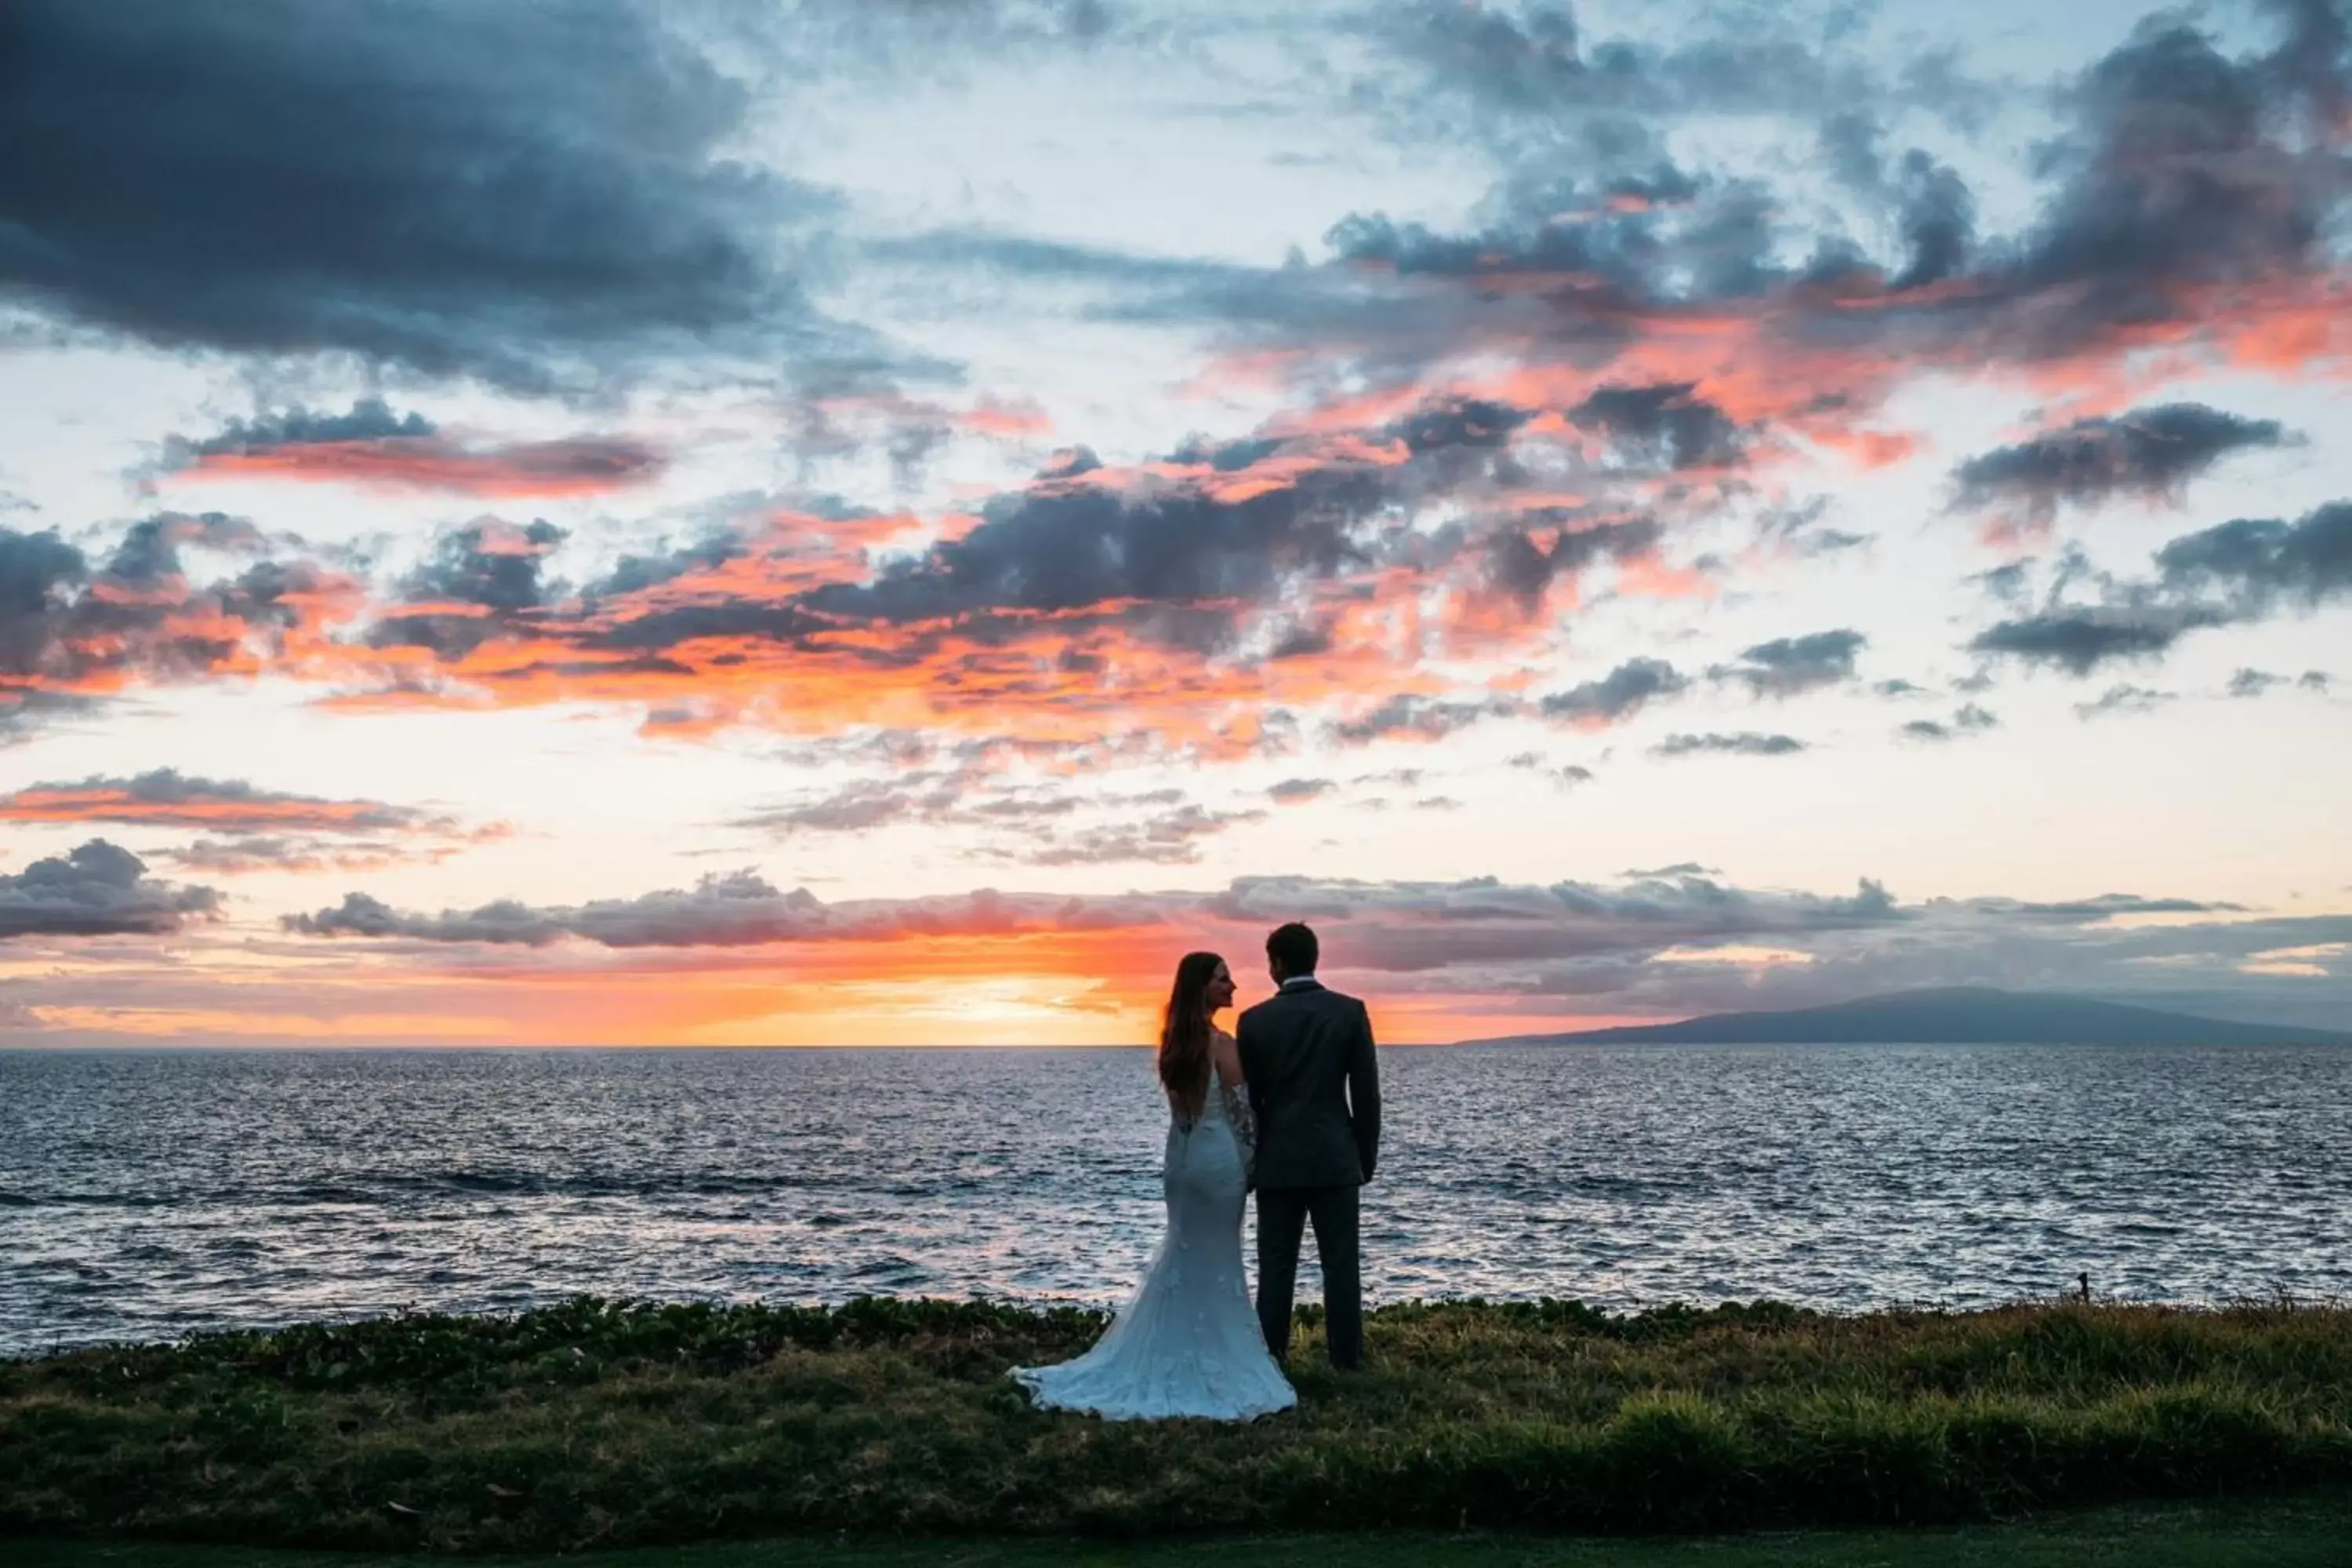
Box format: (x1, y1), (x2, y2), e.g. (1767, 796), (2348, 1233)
(1210, 1026), (1244, 1083)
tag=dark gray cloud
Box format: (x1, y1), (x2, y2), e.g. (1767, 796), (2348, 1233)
(1970, 500), (2352, 676)
(1569, 383), (1744, 470)
(0, 768), (451, 833)
(1757, 499), (1872, 560)
(1508, 754), (1597, 790)
(154, 834), (470, 877)
(1709, 630), (1865, 699)
(0, 690), (102, 746)
(1948, 403), (2294, 526)
(0, 840), (220, 938)
(1269, 778), (1335, 803)
(2074, 684), (2176, 720)
(156, 397), (665, 494)
(2153, 502), (2352, 614)
(1538, 656), (1687, 724)
(738, 777), (968, 836)
(1987, 14), (2347, 358)
(1899, 704), (1999, 743)
(1484, 517), (1661, 611)
(1969, 561), (2036, 604)
(1967, 608), (2217, 677)
(276, 858), (2352, 1029)
(735, 770), (1259, 866)
(1652, 731), (1807, 758)
(291, 866), (1910, 962)
(1332, 692), (1519, 745)
(774, 396), (1533, 657)
(1253, 6), (2352, 495)
(368, 519), (569, 659)
(0, 1), (861, 393)
(2227, 667), (2286, 699)
(288, 872), (828, 947)
(1377, 1), (1914, 167)
(1955, 892), (2243, 920)
(0, 517), (337, 726)
(186, 397), (433, 452)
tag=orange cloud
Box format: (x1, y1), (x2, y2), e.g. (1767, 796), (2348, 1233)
(180, 436), (665, 496)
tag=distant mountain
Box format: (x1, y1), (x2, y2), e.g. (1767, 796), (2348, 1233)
(1464, 987), (2349, 1047)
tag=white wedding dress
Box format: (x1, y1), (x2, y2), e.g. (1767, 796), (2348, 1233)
(1011, 1069), (1298, 1421)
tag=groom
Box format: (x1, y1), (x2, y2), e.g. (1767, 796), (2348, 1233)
(1237, 920), (1381, 1370)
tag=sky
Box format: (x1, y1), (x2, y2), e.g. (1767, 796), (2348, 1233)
(0, 0), (2347, 1046)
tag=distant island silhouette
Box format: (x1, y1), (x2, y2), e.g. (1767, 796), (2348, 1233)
(1461, 986), (2349, 1047)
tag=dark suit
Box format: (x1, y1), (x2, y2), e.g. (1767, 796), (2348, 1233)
(1237, 977), (1379, 1368)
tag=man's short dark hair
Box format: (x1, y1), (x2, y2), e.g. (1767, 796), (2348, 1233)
(1266, 921), (1318, 978)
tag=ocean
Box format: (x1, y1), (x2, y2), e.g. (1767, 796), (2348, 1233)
(4, 1043), (2348, 1357)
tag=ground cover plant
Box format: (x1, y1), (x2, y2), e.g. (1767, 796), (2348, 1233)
(4, 1297), (2350, 1553)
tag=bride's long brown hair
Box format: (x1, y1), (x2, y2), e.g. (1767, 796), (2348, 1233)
(1159, 952), (1225, 1112)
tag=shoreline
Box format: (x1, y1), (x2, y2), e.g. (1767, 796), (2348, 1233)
(6, 1294), (2352, 1552)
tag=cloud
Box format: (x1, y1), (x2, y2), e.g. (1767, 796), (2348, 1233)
(1508, 754), (1598, 790)
(1652, 731), (1807, 758)
(0, 840), (220, 938)
(738, 777), (968, 836)
(1955, 892), (2243, 921)
(2074, 684), (2176, 720)
(155, 835), (468, 877)
(366, 518), (570, 660)
(1332, 692), (1519, 744)
(1269, 778), (1334, 803)
(285, 869), (1182, 948)
(1194, 5), (2352, 578)
(795, 395), (1522, 637)
(1709, 630), (1865, 699)
(733, 766), (1261, 866)
(163, 398), (664, 496)
(2152, 502), (2352, 615)
(0, 516), (358, 726)
(1948, 403), (2294, 528)
(0, 1), (864, 393)
(0, 689), (103, 746)
(288, 866), (1909, 964)
(1007, 804), (1265, 866)
(1969, 502), (2352, 677)
(256, 864), (2352, 1034)
(1570, 383), (1745, 470)
(1967, 608), (2216, 677)
(0, 768), (454, 833)
(1538, 657), (1688, 726)
(1898, 704), (1999, 742)
(1484, 517), (1662, 611)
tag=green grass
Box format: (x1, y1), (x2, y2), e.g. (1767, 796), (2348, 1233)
(14, 1494), (2352, 1567)
(5, 1297), (2352, 1555)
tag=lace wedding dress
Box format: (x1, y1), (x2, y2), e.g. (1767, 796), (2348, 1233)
(1011, 1072), (1298, 1421)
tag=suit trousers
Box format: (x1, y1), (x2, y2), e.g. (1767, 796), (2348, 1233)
(1254, 1183), (1363, 1369)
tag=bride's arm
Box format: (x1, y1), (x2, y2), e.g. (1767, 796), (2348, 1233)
(1212, 1029), (1258, 1179)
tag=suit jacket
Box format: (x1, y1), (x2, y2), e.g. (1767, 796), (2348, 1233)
(1237, 979), (1380, 1190)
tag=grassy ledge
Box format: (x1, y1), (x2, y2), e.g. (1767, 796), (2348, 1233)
(4, 1297), (2351, 1554)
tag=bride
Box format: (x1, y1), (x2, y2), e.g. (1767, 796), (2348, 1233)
(1011, 952), (1298, 1421)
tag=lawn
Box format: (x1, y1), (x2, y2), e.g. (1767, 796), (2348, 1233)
(5, 1297), (2351, 1555)
(16, 1494), (2352, 1568)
